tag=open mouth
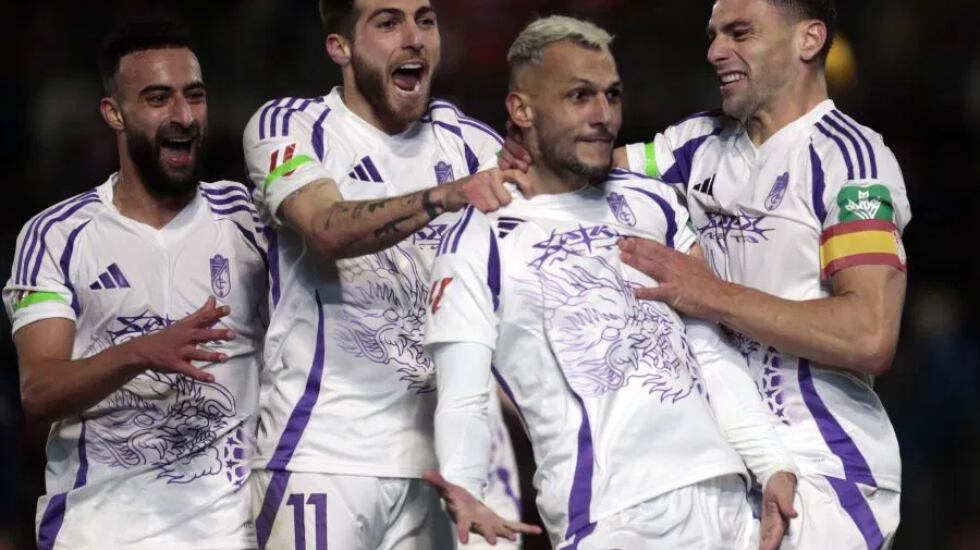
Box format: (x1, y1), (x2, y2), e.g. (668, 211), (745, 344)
(159, 136), (196, 167)
(391, 62), (424, 94)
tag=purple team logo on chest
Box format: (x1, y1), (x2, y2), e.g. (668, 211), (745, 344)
(434, 161), (455, 185)
(765, 172), (790, 211)
(210, 254), (231, 298)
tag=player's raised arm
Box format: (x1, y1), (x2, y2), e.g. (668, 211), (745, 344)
(621, 143), (909, 376)
(11, 297), (233, 423)
(275, 168), (530, 261)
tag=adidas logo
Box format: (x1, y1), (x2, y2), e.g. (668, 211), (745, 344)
(693, 174), (717, 196)
(497, 217), (525, 239)
(348, 156), (384, 183)
(90, 263), (131, 290)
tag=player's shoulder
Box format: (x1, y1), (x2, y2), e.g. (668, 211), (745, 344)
(17, 187), (107, 244)
(606, 169), (683, 208)
(665, 109), (737, 140)
(424, 98), (503, 144)
(200, 181), (261, 221)
(806, 106), (898, 179)
(244, 94), (333, 143)
(435, 205), (495, 259)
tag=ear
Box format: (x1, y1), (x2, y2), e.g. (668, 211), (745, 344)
(100, 97), (125, 131)
(505, 91), (533, 130)
(326, 33), (351, 65)
(799, 19), (828, 63)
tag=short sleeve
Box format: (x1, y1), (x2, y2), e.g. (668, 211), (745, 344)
(3, 219), (80, 334)
(624, 111), (726, 192)
(243, 98), (337, 227)
(423, 207), (499, 350)
(811, 122), (911, 279)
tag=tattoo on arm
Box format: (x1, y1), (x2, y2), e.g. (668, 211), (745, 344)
(373, 214), (415, 239)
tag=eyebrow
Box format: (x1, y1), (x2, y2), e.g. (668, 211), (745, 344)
(708, 18), (752, 36)
(138, 81), (205, 95)
(569, 77), (623, 88)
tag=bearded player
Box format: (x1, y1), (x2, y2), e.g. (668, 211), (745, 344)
(3, 23), (266, 549)
(242, 1), (537, 548)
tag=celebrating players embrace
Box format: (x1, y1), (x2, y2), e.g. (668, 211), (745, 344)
(4, 0), (907, 549)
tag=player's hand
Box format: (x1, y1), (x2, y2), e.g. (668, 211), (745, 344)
(498, 121), (533, 172)
(439, 169), (534, 213)
(124, 296), (234, 383)
(618, 237), (730, 322)
(423, 470), (543, 545)
(760, 471), (799, 550)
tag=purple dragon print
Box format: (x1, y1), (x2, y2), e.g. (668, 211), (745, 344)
(336, 244), (435, 393)
(521, 240), (696, 402)
(85, 312), (243, 485)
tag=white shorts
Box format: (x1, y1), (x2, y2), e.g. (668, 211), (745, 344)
(782, 475), (900, 550)
(558, 475), (757, 550)
(251, 471), (455, 550)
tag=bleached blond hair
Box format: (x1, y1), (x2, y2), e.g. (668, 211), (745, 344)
(507, 15), (614, 82)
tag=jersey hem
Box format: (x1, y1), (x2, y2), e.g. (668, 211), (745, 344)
(253, 458), (433, 479)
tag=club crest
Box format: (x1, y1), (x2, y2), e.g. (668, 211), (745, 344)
(606, 192), (637, 227)
(434, 161), (455, 185)
(210, 254), (231, 298)
(765, 172), (790, 211)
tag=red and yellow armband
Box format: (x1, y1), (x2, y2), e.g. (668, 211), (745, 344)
(819, 220), (907, 279)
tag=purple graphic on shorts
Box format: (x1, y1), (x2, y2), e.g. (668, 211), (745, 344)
(336, 245), (435, 393)
(83, 312), (242, 484)
(606, 192), (637, 227)
(529, 225), (623, 269)
(722, 328), (790, 426)
(521, 254), (695, 401)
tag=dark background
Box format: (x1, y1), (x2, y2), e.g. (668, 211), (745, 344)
(1, 1), (978, 548)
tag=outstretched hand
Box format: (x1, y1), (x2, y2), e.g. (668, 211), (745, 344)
(125, 296), (235, 383)
(760, 472), (799, 550)
(423, 470), (543, 545)
(618, 238), (730, 322)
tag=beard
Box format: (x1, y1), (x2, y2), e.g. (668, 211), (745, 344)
(126, 123), (203, 199)
(539, 135), (614, 186)
(351, 50), (429, 130)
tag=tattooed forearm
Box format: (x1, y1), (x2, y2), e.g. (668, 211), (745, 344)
(373, 214), (415, 239)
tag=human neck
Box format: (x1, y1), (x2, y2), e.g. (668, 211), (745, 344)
(526, 161), (591, 197)
(114, 154), (194, 230)
(340, 81), (412, 135)
(745, 72), (828, 147)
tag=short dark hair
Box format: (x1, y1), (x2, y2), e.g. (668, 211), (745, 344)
(318, 0), (359, 38)
(97, 21), (193, 95)
(768, 0), (836, 62)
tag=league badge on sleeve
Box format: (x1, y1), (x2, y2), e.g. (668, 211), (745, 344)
(434, 161), (455, 185)
(210, 254), (232, 298)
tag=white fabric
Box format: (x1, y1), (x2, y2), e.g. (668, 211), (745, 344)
(557, 475), (757, 550)
(424, 173), (746, 546)
(431, 342), (494, 499)
(782, 475), (900, 550)
(687, 319), (798, 487)
(242, 87), (508, 479)
(3, 175), (266, 549)
(251, 471), (456, 550)
(626, 100), (908, 492)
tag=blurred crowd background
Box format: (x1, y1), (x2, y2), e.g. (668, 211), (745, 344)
(1, 1), (978, 548)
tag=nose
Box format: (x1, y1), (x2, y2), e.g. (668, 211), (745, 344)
(402, 20), (423, 51)
(590, 94), (612, 126)
(170, 95), (194, 127)
(707, 36), (728, 67)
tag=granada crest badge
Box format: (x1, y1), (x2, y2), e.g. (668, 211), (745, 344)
(210, 254), (231, 298)
(765, 172), (790, 211)
(606, 192), (637, 226)
(434, 161), (454, 185)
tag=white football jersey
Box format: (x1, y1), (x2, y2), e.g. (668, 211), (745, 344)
(242, 87), (507, 478)
(2, 175), (267, 549)
(625, 100), (910, 493)
(424, 171), (746, 545)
